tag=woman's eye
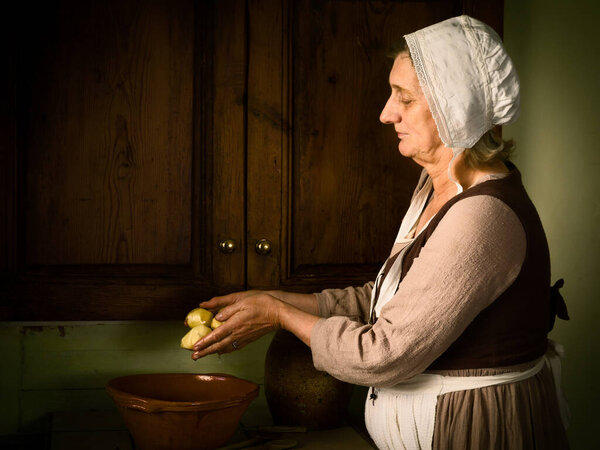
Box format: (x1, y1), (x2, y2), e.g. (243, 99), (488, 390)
(402, 99), (413, 105)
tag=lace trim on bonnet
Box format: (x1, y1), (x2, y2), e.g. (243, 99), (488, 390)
(404, 32), (452, 148)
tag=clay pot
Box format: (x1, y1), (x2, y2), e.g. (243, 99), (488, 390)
(106, 373), (258, 450)
(264, 330), (353, 429)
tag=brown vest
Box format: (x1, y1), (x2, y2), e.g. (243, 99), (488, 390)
(400, 166), (551, 369)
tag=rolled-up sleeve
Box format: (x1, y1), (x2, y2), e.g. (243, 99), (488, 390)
(310, 195), (526, 387)
(315, 282), (374, 321)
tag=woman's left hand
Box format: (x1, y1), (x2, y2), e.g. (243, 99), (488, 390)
(191, 293), (282, 359)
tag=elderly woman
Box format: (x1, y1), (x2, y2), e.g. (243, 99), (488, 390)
(192, 16), (570, 449)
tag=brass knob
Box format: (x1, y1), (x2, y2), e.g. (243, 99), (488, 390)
(219, 239), (236, 253)
(255, 239), (272, 255)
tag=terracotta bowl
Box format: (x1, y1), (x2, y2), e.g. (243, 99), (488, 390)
(106, 373), (259, 450)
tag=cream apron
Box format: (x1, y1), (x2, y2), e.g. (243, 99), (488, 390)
(364, 341), (570, 450)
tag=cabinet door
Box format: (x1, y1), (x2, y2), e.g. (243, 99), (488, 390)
(1, 0), (246, 319)
(246, 0), (504, 291)
(1, 0), (503, 318)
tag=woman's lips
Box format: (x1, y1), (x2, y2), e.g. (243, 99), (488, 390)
(397, 132), (408, 139)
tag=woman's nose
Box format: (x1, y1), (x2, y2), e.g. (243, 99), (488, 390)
(380, 99), (397, 124)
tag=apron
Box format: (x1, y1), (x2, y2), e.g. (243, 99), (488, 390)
(364, 341), (570, 450)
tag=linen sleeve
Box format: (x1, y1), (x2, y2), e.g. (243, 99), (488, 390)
(310, 195), (526, 387)
(315, 282), (374, 321)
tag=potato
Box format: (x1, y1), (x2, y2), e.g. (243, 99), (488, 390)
(184, 308), (214, 328)
(180, 324), (212, 350)
(210, 317), (223, 329)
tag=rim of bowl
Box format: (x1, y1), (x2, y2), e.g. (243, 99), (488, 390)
(106, 373), (259, 413)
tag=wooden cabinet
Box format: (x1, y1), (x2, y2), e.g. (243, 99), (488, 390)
(1, 0), (503, 320)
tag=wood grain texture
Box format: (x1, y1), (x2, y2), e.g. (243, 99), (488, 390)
(0, 3), (18, 282)
(192, 0), (215, 279)
(289, 1), (449, 277)
(0, 65), (16, 274)
(4, 0), (504, 318)
(245, 0), (503, 291)
(11, 281), (212, 320)
(211, 0), (247, 290)
(462, 0), (504, 37)
(246, 0), (285, 288)
(5, 0), (225, 320)
(21, 0), (193, 265)
(279, 0), (505, 290)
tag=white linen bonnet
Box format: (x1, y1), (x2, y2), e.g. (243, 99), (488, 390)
(404, 15), (520, 192)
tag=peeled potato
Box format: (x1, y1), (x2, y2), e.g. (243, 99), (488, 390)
(184, 308), (214, 328)
(181, 324), (212, 350)
(210, 317), (223, 329)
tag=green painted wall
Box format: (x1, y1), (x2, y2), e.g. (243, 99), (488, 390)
(504, 0), (600, 448)
(2, 1), (599, 447)
(0, 322), (273, 437)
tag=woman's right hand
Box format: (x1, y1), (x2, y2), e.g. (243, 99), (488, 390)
(192, 292), (285, 359)
(198, 290), (264, 313)
(192, 290), (319, 359)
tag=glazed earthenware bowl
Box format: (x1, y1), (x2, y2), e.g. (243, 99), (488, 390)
(106, 373), (259, 450)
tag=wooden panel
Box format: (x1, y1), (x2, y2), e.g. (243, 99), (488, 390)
(0, 2), (18, 294)
(4, 0), (246, 319)
(244, 0), (503, 291)
(246, 0), (285, 288)
(0, 59), (16, 273)
(20, 0), (193, 265)
(3, 0), (504, 316)
(13, 282), (208, 320)
(211, 0), (247, 290)
(462, 0), (504, 37)
(283, 1), (466, 289)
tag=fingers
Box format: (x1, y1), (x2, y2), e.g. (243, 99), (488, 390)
(198, 295), (232, 311)
(191, 323), (243, 359)
(190, 293), (279, 361)
(213, 302), (241, 322)
(191, 317), (237, 356)
(189, 308), (261, 359)
(194, 322), (228, 349)
(198, 290), (256, 311)
(191, 337), (245, 360)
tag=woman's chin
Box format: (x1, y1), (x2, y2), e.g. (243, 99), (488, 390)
(397, 143), (416, 159)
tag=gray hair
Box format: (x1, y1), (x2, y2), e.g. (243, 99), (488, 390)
(463, 129), (515, 169)
(387, 38), (516, 168)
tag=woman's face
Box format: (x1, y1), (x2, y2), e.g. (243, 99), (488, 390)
(380, 54), (445, 165)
